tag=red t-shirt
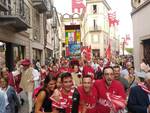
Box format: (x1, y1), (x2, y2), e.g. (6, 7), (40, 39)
(51, 88), (74, 113)
(94, 78), (126, 113)
(82, 66), (94, 76)
(49, 71), (60, 78)
(59, 67), (73, 74)
(78, 86), (98, 113)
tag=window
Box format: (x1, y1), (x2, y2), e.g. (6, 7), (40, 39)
(91, 35), (99, 43)
(93, 5), (97, 14)
(93, 19), (98, 30)
(62, 43), (65, 47)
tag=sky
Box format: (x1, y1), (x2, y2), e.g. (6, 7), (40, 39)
(54, 0), (133, 47)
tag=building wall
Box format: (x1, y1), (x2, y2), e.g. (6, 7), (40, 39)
(131, 1), (150, 71)
(0, 0), (53, 68)
(81, 0), (111, 57)
(0, 27), (30, 58)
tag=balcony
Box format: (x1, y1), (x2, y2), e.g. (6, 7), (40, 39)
(32, 0), (47, 13)
(89, 26), (102, 32)
(46, 0), (53, 19)
(0, 0), (8, 11)
(0, 0), (30, 32)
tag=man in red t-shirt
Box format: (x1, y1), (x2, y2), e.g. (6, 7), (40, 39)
(51, 72), (79, 113)
(78, 75), (98, 113)
(94, 66), (126, 113)
(82, 61), (94, 77)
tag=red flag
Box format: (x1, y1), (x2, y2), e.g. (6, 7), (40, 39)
(106, 93), (126, 112)
(72, 0), (85, 13)
(81, 46), (91, 61)
(86, 46), (91, 61)
(108, 11), (119, 27)
(66, 47), (70, 56)
(106, 43), (111, 60)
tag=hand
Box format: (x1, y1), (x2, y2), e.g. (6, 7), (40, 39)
(148, 105), (150, 113)
(81, 102), (88, 113)
(51, 89), (61, 101)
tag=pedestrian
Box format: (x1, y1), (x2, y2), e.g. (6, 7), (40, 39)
(34, 74), (56, 113)
(78, 75), (98, 113)
(94, 66), (126, 113)
(0, 88), (6, 113)
(127, 72), (150, 113)
(0, 77), (20, 113)
(71, 65), (82, 87)
(113, 65), (129, 91)
(56, 75), (62, 90)
(82, 61), (94, 77)
(50, 72), (80, 113)
(19, 58), (34, 113)
(124, 66), (140, 87)
(121, 61), (133, 77)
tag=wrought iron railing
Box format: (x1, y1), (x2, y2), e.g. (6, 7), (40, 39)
(32, 0), (47, 7)
(89, 26), (102, 31)
(0, 0), (30, 25)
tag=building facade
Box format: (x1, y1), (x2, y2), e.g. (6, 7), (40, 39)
(131, 0), (150, 71)
(46, 6), (61, 61)
(59, 13), (82, 58)
(81, 0), (119, 58)
(0, 0), (53, 71)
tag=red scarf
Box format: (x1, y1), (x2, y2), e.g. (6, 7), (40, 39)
(106, 93), (126, 113)
(138, 83), (150, 94)
(50, 88), (74, 109)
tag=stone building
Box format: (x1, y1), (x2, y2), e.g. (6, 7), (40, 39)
(0, 0), (53, 71)
(131, 0), (150, 71)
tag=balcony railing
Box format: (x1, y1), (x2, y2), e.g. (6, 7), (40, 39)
(0, 0), (30, 31)
(89, 26), (102, 32)
(0, 0), (8, 11)
(32, 0), (48, 13)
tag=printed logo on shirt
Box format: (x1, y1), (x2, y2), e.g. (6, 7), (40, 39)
(98, 98), (112, 107)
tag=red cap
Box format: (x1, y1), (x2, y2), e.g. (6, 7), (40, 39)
(21, 59), (31, 66)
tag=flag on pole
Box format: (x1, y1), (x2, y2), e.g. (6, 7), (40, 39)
(108, 11), (119, 27)
(106, 42), (111, 60)
(81, 46), (91, 61)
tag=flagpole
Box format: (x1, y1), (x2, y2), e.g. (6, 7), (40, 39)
(123, 40), (125, 56)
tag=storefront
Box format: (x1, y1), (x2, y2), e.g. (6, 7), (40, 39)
(0, 41), (25, 71)
(143, 39), (150, 65)
(45, 48), (53, 65)
(32, 48), (42, 64)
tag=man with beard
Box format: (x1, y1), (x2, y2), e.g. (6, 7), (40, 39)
(113, 65), (129, 91)
(94, 66), (126, 113)
(20, 59), (34, 113)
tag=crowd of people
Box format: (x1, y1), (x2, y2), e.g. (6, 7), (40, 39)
(0, 56), (150, 113)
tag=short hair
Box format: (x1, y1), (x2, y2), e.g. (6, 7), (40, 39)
(113, 65), (120, 69)
(61, 72), (72, 82)
(103, 66), (114, 74)
(127, 66), (135, 70)
(82, 74), (92, 80)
